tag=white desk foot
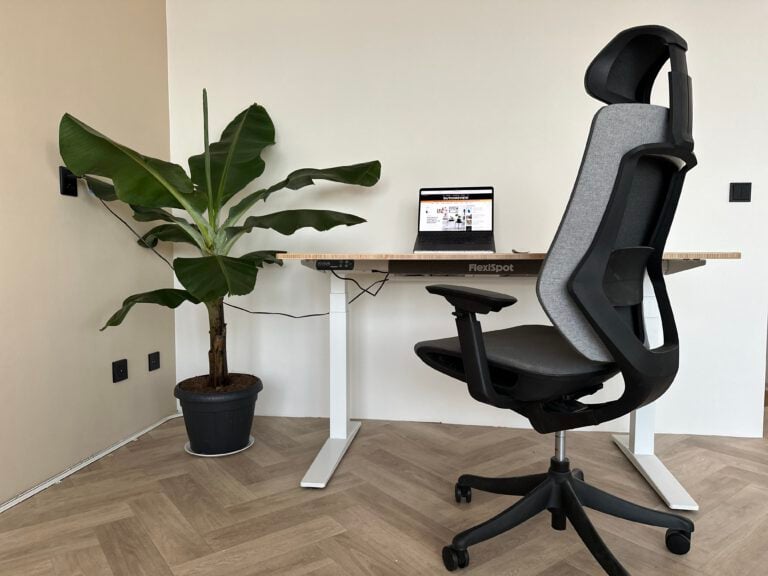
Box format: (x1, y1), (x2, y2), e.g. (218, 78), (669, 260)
(612, 433), (698, 511)
(301, 421), (362, 488)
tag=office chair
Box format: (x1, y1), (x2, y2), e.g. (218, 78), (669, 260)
(415, 26), (696, 575)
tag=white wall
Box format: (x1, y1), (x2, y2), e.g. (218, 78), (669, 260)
(167, 0), (767, 437)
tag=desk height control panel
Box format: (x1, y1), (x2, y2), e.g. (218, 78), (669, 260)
(315, 259), (355, 271)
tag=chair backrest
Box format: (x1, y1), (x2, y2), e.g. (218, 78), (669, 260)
(536, 26), (695, 406)
(537, 104), (670, 362)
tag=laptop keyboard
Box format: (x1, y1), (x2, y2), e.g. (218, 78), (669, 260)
(415, 237), (494, 252)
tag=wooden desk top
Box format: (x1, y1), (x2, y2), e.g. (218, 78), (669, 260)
(280, 251), (741, 261)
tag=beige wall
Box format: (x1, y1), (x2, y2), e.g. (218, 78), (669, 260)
(0, 0), (176, 504)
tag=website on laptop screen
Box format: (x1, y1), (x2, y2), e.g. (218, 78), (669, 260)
(418, 188), (493, 232)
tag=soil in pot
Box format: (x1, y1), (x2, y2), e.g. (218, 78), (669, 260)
(178, 373), (258, 394)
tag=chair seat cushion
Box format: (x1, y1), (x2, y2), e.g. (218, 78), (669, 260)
(415, 325), (618, 402)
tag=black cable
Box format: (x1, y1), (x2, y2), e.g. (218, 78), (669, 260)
(99, 198), (174, 269)
(331, 270), (376, 296)
(331, 270), (389, 298)
(347, 273), (390, 304)
(96, 193), (390, 318)
(223, 301), (331, 319)
(225, 272), (390, 317)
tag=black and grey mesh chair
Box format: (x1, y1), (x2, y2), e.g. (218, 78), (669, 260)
(415, 26), (696, 575)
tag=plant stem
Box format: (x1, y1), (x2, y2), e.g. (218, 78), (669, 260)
(203, 88), (216, 229)
(205, 298), (228, 388)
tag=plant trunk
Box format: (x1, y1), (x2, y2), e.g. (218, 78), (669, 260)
(206, 298), (228, 388)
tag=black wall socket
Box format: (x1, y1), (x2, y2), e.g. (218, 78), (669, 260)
(112, 359), (128, 383)
(148, 351), (160, 371)
(729, 182), (752, 202)
(59, 166), (78, 197)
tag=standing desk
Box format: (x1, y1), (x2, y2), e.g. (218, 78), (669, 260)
(281, 251), (740, 510)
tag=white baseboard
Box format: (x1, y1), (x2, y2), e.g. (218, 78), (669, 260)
(0, 412), (182, 514)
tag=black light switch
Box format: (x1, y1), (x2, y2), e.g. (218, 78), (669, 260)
(59, 166), (78, 197)
(729, 182), (751, 202)
(148, 351), (160, 371)
(112, 359), (128, 383)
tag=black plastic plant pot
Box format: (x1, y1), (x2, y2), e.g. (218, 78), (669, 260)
(174, 374), (263, 456)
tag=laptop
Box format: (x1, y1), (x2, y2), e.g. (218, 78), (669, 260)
(413, 187), (496, 253)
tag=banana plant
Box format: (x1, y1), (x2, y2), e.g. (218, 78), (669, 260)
(59, 90), (381, 389)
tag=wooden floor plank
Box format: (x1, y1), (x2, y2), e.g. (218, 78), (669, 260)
(0, 556), (57, 576)
(51, 546), (115, 576)
(172, 516), (345, 576)
(223, 544), (338, 576)
(129, 492), (212, 566)
(0, 503), (131, 563)
(158, 474), (233, 534)
(205, 490), (358, 551)
(0, 530), (98, 575)
(329, 505), (442, 574)
(535, 560), (594, 576)
(95, 517), (173, 576)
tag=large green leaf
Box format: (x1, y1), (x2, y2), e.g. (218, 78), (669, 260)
(174, 255), (260, 301)
(138, 224), (199, 248)
(222, 210), (365, 252)
(188, 103), (275, 212)
(59, 114), (208, 216)
(101, 289), (199, 330)
(131, 205), (180, 223)
(129, 206), (205, 250)
(83, 176), (117, 201)
(226, 209), (365, 242)
(241, 250), (285, 267)
(282, 162), (381, 190)
(224, 161), (381, 227)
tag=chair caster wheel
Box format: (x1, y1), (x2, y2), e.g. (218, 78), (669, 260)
(442, 546), (470, 571)
(572, 468), (584, 481)
(454, 484), (472, 503)
(665, 529), (691, 555)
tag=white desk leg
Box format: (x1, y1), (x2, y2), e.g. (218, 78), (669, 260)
(301, 272), (361, 488)
(612, 275), (699, 511)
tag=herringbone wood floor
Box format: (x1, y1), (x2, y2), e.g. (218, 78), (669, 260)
(1, 412), (767, 576)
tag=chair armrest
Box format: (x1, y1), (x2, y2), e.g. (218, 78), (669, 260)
(426, 284), (518, 314)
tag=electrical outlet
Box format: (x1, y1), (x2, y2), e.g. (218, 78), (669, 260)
(729, 182), (752, 202)
(148, 351), (160, 371)
(59, 166), (78, 197)
(112, 359), (128, 383)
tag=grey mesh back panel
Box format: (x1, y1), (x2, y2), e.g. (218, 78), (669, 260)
(537, 104), (669, 362)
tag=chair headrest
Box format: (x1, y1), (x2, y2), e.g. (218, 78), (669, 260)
(585, 25), (688, 105)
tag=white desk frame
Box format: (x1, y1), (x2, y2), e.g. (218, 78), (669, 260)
(294, 254), (725, 511)
(299, 272), (361, 488)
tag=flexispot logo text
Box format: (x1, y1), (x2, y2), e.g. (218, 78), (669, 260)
(468, 263), (515, 273)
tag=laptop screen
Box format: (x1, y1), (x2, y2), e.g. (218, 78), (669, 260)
(418, 187), (494, 233)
